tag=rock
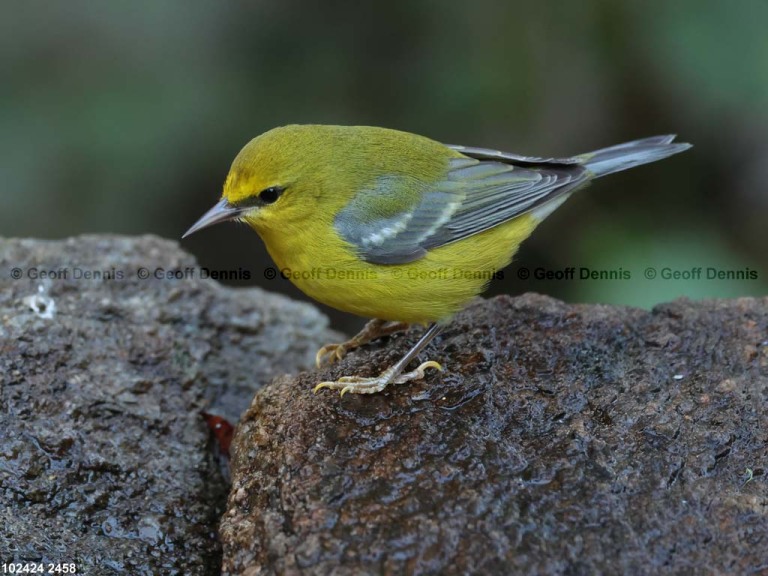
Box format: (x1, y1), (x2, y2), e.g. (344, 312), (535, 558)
(0, 235), (338, 575)
(222, 294), (768, 575)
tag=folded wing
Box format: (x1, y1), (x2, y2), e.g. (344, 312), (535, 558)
(335, 150), (589, 265)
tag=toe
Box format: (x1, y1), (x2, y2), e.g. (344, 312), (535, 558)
(313, 380), (337, 393)
(392, 360), (443, 384)
(315, 344), (341, 368)
(333, 345), (347, 362)
(315, 346), (329, 368)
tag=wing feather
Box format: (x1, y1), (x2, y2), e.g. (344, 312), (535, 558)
(447, 144), (582, 166)
(335, 150), (590, 265)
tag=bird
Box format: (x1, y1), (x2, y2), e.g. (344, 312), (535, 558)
(183, 125), (691, 396)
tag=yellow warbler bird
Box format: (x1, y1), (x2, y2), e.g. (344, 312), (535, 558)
(184, 125), (690, 396)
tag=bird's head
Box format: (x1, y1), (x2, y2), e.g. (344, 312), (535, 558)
(183, 124), (449, 241)
(183, 125), (335, 239)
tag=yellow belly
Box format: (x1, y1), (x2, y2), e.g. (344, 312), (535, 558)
(257, 214), (539, 324)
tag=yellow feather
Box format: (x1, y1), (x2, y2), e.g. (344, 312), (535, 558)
(253, 209), (537, 323)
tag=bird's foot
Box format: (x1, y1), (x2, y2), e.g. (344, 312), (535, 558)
(315, 319), (409, 367)
(315, 342), (350, 367)
(313, 361), (442, 396)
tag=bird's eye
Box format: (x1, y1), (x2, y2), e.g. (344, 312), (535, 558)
(260, 186), (284, 204)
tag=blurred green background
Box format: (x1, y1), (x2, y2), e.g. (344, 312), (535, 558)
(2, 0), (766, 332)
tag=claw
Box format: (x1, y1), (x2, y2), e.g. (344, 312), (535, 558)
(315, 343), (348, 368)
(312, 381), (332, 394)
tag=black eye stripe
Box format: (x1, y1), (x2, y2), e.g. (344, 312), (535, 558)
(230, 186), (285, 208)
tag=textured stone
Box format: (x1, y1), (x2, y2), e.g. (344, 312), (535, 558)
(0, 235), (337, 575)
(222, 294), (768, 575)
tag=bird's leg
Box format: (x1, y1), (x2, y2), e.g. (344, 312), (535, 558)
(314, 323), (444, 396)
(315, 318), (410, 367)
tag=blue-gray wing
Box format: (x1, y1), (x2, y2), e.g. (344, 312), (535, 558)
(335, 154), (590, 265)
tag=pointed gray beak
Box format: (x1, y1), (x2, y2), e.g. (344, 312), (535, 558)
(182, 199), (245, 238)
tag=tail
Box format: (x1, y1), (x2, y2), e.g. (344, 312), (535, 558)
(577, 135), (691, 178)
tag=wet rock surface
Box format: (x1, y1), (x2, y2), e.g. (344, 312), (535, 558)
(222, 294), (768, 575)
(0, 236), (337, 575)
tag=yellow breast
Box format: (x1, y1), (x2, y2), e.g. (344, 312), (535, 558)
(256, 213), (538, 324)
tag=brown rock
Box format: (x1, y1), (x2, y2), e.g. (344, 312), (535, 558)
(0, 235), (338, 575)
(222, 294), (768, 575)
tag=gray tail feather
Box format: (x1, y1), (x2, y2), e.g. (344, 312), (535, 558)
(578, 135), (692, 178)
